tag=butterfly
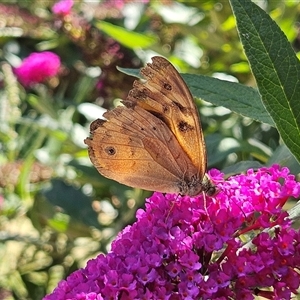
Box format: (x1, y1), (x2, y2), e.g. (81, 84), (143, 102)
(84, 56), (216, 196)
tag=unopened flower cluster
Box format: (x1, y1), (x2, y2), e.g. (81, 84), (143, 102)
(44, 165), (300, 299)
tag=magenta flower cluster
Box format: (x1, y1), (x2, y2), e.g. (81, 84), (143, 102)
(14, 51), (61, 87)
(52, 0), (73, 16)
(44, 165), (300, 300)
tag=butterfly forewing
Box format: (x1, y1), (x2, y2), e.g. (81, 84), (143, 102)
(124, 56), (207, 178)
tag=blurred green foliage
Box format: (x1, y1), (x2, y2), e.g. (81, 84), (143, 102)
(0, 0), (299, 299)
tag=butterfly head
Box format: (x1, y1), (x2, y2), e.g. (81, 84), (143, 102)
(201, 174), (218, 197)
(179, 173), (217, 197)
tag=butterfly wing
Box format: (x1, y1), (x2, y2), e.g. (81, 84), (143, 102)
(85, 56), (216, 196)
(123, 56), (207, 180)
(85, 105), (200, 194)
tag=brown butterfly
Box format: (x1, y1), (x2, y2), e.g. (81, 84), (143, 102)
(84, 56), (216, 196)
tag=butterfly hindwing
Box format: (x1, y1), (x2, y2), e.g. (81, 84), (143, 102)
(85, 105), (199, 194)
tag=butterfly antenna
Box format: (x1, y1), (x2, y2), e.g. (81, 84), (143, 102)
(202, 191), (211, 221)
(166, 194), (180, 222)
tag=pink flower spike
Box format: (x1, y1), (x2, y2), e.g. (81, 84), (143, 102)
(44, 165), (300, 299)
(14, 51), (61, 87)
(52, 0), (73, 16)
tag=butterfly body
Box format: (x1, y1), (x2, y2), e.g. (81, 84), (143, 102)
(85, 56), (216, 196)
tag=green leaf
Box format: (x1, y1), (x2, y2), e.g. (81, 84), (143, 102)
(229, 0), (300, 163)
(95, 21), (157, 49)
(47, 216), (69, 232)
(222, 161), (263, 177)
(43, 179), (100, 228)
(206, 134), (271, 167)
(267, 144), (300, 175)
(118, 66), (273, 125)
(206, 134), (240, 166)
(16, 157), (35, 204)
(182, 74), (273, 126)
(117, 66), (141, 78)
(27, 94), (58, 119)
